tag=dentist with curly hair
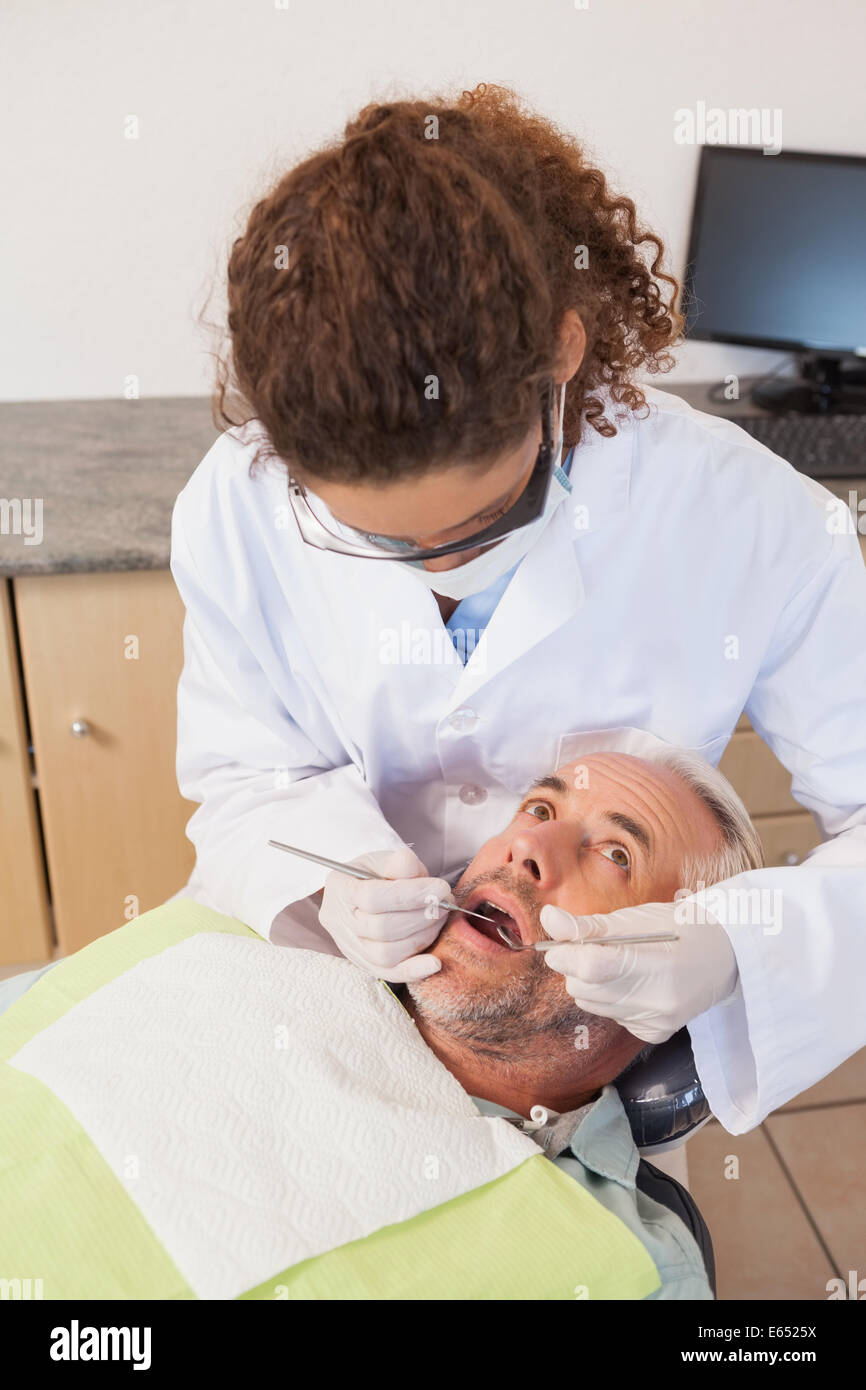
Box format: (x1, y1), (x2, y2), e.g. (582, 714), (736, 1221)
(171, 85), (866, 1137)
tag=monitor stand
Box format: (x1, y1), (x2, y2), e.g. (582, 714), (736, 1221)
(751, 353), (866, 414)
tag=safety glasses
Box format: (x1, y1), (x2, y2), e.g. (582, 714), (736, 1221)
(285, 379), (563, 562)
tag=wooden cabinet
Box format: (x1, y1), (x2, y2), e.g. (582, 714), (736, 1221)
(0, 582), (53, 962)
(750, 812), (824, 868)
(723, 712), (823, 866)
(719, 729), (801, 817)
(11, 569), (196, 957)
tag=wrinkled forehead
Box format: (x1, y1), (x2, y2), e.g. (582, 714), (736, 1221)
(548, 751), (690, 819)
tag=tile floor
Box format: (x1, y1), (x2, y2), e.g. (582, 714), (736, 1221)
(2, 954), (862, 1301)
(686, 1048), (866, 1299)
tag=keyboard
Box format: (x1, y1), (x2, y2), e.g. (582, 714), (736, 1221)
(737, 413), (866, 478)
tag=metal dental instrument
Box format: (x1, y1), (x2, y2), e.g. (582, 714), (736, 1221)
(267, 840), (678, 948)
(502, 928), (680, 952)
(266, 839), (500, 925)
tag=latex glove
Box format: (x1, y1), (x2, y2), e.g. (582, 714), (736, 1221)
(318, 847), (450, 983)
(538, 899), (738, 1044)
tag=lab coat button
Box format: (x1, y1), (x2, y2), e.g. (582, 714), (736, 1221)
(449, 708), (479, 733)
(459, 783), (487, 805)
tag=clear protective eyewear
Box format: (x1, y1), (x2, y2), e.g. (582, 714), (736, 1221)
(286, 379), (565, 562)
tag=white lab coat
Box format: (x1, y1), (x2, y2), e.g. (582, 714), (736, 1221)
(170, 385), (866, 1136)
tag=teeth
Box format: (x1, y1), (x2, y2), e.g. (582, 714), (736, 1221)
(477, 901), (519, 939)
(482, 901), (512, 921)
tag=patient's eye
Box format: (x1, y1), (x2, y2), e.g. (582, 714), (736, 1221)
(519, 799), (553, 821)
(599, 844), (631, 872)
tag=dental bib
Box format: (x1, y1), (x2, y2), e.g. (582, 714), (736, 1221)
(0, 900), (659, 1300)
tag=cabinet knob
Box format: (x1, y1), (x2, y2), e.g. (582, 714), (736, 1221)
(782, 850), (801, 866)
(70, 719), (91, 739)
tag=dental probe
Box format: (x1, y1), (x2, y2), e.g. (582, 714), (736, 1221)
(267, 840), (679, 946)
(266, 839), (499, 925)
(529, 932), (680, 952)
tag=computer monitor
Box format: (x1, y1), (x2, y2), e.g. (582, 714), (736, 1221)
(682, 146), (866, 412)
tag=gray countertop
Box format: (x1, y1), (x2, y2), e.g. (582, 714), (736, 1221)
(0, 397), (217, 577)
(0, 382), (854, 578)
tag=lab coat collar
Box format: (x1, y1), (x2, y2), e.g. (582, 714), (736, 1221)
(445, 414), (635, 705)
(453, 498), (584, 698)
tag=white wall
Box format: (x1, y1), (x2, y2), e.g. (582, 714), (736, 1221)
(2, 0), (864, 402)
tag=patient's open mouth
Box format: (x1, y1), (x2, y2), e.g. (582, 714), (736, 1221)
(456, 895), (526, 951)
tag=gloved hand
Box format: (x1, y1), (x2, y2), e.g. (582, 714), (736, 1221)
(318, 847), (450, 983)
(538, 899), (739, 1044)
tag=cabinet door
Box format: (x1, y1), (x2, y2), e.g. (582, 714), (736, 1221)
(718, 729), (801, 817)
(752, 813), (824, 867)
(0, 580), (52, 963)
(15, 569), (196, 954)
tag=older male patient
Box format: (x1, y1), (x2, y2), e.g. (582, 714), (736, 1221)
(402, 747), (762, 1121)
(0, 746), (761, 1300)
(372, 745), (758, 1292)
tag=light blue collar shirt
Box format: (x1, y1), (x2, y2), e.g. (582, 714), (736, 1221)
(472, 1087), (713, 1299)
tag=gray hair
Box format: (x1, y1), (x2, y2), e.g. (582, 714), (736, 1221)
(644, 745), (764, 893)
(614, 746), (765, 1084)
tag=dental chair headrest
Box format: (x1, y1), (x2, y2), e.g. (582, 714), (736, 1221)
(614, 1028), (710, 1153)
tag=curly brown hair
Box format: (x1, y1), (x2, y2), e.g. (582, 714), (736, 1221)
(212, 83), (683, 484)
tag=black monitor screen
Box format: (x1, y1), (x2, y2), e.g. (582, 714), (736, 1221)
(683, 147), (866, 357)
